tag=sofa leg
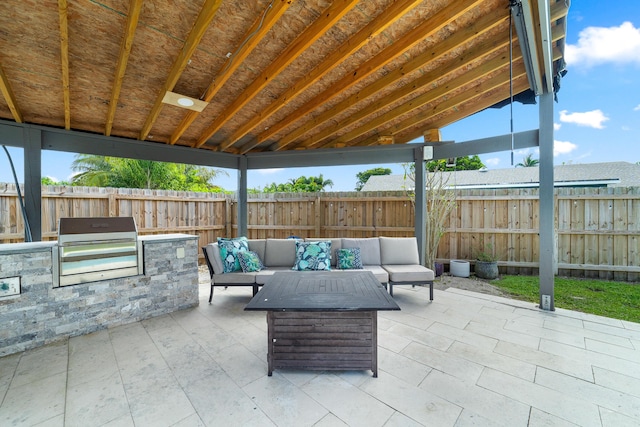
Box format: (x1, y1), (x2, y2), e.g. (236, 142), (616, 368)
(209, 285), (214, 304)
(429, 282), (433, 301)
(253, 284), (259, 296)
(388, 283), (394, 297)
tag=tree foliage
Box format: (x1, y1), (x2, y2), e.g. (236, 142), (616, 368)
(355, 167), (392, 191)
(262, 175), (334, 192)
(41, 177), (71, 186)
(426, 155), (484, 172)
(70, 155), (227, 192)
(516, 153), (539, 167)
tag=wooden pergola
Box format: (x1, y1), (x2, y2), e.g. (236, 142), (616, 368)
(0, 0), (569, 309)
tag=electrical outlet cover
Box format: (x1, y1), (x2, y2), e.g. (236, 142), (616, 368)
(0, 277), (21, 297)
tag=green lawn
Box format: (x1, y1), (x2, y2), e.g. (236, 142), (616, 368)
(490, 276), (640, 323)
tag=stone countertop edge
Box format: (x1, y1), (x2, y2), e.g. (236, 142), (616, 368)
(0, 234), (198, 254)
(139, 233), (198, 243)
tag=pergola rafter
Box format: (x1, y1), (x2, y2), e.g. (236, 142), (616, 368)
(139, 0), (225, 141)
(194, 0), (358, 149)
(105, 0), (143, 137)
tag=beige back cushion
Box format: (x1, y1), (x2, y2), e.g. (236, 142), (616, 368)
(341, 238), (381, 265)
(205, 243), (224, 275)
(264, 239), (298, 267)
(379, 237), (420, 265)
(248, 239), (266, 263)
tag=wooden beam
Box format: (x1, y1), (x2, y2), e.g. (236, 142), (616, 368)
(169, 0), (293, 145)
(393, 76), (531, 146)
(139, 0), (224, 141)
(0, 65), (23, 123)
(291, 26), (513, 151)
(321, 53), (525, 149)
(423, 129), (441, 142)
(262, 0), (484, 152)
(232, 0), (424, 153)
(105, 0), (143, 136)
(196, 0), (357, 149)
(58, 0), (70, 130)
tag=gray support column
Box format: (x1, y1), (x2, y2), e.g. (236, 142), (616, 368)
(538, 91), (555, 310)
(414, 147), (427, 265)
(237, 155), (248, 237)
(23, 127), (42, 241)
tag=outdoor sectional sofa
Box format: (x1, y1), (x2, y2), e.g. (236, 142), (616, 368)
(203, 236), (435, 302)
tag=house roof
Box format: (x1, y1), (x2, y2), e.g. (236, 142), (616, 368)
(361, 162), (640, 191)
(0, 0), (569, 155)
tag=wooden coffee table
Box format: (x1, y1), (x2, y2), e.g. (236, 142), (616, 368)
(245, 271), (400, 377)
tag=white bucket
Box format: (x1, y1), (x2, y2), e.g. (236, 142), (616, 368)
(450, 260), (470, 278)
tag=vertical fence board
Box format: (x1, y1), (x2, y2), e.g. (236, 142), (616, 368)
(1, 185), (639, 279)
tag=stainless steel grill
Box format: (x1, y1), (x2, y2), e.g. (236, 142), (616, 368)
(53, 217), (143, 287)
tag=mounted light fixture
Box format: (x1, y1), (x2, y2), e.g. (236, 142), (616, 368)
(510, 0), (543, 95)
(162, 91), (208, 112)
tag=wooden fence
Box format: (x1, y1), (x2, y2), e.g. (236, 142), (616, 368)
(1, 184), (638, 281)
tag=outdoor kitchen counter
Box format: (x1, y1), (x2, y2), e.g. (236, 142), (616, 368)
(0, 233), (199, 357)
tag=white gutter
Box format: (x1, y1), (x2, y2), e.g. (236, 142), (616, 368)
(513, 0), (543, 95)
(537, 0), (555, 93)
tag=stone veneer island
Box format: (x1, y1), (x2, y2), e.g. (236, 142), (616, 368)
(0, 234), (199, 356)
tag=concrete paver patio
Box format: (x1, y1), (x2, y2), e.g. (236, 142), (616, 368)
(1, 280), (639, 426)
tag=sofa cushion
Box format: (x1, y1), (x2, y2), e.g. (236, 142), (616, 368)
(212, 272), (257, 284)
(264, 239), (298, 267)
(205, 243), (224, 275)
(341, 238), (381, 265)
(362, 265), (389, 284)
(237, 251), (264, 273)
(248, 239), (266, 263)
(379, 237), (420, 265)
(293, 241), (331, 271)
(307, 238), (341, 266)
(336, 247), (363, 269)
(218, 237), (249, 273)
(383, 264), (434, 282)
(255, 267), (291, 284)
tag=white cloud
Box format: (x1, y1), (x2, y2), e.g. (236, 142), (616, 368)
(257, 168), (284, 175)
(554, 140), (578, 156)
(634, 104), (640, 111)
(565, 22), (640, 67)
(559, 109), (609, 129)
(484, 157), (500, 166)
(515, 148), (539, 156)
(554, 123), (561, 131)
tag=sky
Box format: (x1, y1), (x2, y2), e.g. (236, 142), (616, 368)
(1, 1), (639, 192)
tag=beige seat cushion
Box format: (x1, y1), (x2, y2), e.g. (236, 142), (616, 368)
(383, 264), (434, 282)
(255, 267), (292, 284)
(212, 272), (257, 284)
(332, 266), (388, 284)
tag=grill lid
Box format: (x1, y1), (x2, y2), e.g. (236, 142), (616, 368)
(58, 217), (137, 236)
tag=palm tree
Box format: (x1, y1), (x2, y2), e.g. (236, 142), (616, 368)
(70, 154), (226, 190)
(516, 153), (539, 167)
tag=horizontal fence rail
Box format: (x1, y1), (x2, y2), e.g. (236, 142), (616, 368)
(1, 184), (638, 281)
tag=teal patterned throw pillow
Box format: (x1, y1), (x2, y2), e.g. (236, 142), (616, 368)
(218, 237), (248, 273)
(292, 241), (331, 271)
(237, 251), (264, 273)
(337, 247), (363, 269)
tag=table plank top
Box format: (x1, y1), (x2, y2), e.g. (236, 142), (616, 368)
(244, 271), (400, 312)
